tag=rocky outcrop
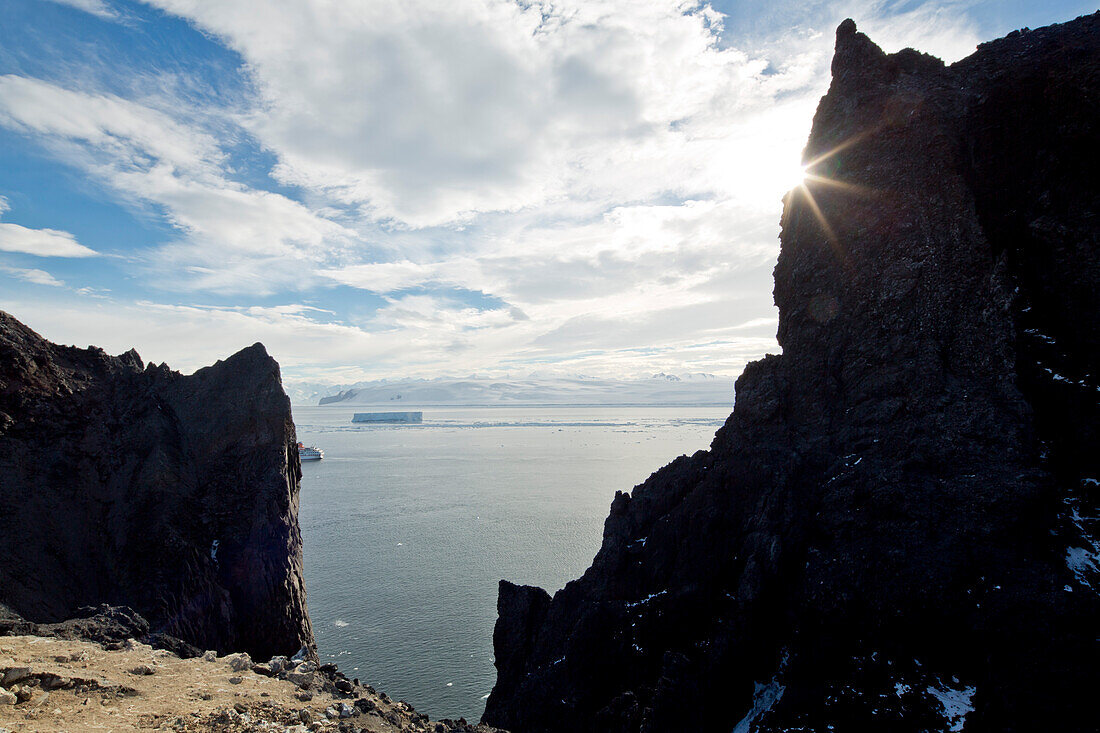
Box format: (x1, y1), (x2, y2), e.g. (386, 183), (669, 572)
(483, 14), (1099, 733)
(0, 313), (314, 662)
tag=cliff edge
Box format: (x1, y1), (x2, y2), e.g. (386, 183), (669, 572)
(0, 312), (314, 662)
(483, 14), (1099, 733)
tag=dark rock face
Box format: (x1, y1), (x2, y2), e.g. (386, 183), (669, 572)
(484, 14), (1099, 733)
(0, 312), (314, 661)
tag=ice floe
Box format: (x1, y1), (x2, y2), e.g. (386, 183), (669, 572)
(732, 662), (787, 733)
(625, 590), (668, 608)
(926, 679), (976, 733)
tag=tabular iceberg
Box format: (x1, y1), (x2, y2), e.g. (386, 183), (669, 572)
(352, 411), (423, 423)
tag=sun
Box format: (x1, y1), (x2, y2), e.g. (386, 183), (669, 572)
(786, 162), (809, 192)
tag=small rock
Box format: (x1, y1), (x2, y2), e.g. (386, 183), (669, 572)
(226, 652), (252, 672)
(16, 687), (33, 702)
(251, 662), (275, 677)
(41, 675), (71, 690)
(299, 708), (313, 724)
(296, 691), (313, 702)
(267, 655), (290, 674)
(202, 650), (218, 662)
(337, 702), (353, 718)
(200, 692), (213, 700)
(1, 667), (31, 686)
(0, 688), (16, 705)
(325, 705), (337, 719)
(129, 664), (155, 675)
(335, 678), (353, 693)
(30, 691), (49, 708)
(123, 639), (152, 653)
(234, 702), (247, 713)
(228, 676), (243, 684)
(287, 670), (316, 689)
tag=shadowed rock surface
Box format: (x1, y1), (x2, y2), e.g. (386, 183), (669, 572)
(484, 14), (1099, 733)
(0, 313), (314, 662)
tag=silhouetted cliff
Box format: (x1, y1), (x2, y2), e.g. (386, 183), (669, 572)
(484, 14), (1099, 733)
(0, 312), (314, 662)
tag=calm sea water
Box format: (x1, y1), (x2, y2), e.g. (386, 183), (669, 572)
(293, 405), (730, 721)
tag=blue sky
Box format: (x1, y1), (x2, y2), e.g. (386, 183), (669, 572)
(0, 0), (1095, 386)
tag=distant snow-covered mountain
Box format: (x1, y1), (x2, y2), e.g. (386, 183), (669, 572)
(291, 373), (734, 406)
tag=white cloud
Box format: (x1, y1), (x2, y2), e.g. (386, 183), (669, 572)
(852, 1), (982, 63)
(0, 75), (217, 170)
(0, 282), (777, 383)
(44, 0), (120, 21)
(0, 74), (355, 294)
(1, 266), (66, 287)
(0, 193), (98, 258)
(0, 1), (994, 381)
(0, 221), (98, 258)
(144, 0), (820, 228)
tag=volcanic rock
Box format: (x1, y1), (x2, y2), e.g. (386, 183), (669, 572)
(483, 13), (1100, 733)
(0, 313), (314, 662)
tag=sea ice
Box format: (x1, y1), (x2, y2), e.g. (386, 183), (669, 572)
(624, 590), (667, 608)
(732, 677), (785, 733)
(1065, 546), (1099, 588)
(926, 680), (976, 733)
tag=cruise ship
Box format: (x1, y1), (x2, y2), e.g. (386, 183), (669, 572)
(298, 442), (324, 461)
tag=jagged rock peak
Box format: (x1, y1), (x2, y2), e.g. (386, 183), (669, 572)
(831, 17), (886, 77)
(0, 311), (314, 661)
(483, 12), (1099, 733)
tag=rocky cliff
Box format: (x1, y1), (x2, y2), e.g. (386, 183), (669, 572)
(483, 14), (1099, 733)
(0, 313), (314, 662)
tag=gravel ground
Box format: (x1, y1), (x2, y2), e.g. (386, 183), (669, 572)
(0, 635), (502, 733)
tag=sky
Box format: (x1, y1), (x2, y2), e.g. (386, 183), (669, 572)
(0, 0), (1094, 386)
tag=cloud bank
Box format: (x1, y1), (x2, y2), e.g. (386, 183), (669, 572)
(0, 0), (1007, 384)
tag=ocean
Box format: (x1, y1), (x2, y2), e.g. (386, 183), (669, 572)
(293, 404), (730, 721)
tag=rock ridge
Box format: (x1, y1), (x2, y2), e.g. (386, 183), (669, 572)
(483, 14), (1099, 733)
(0, 312), (314, 662)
